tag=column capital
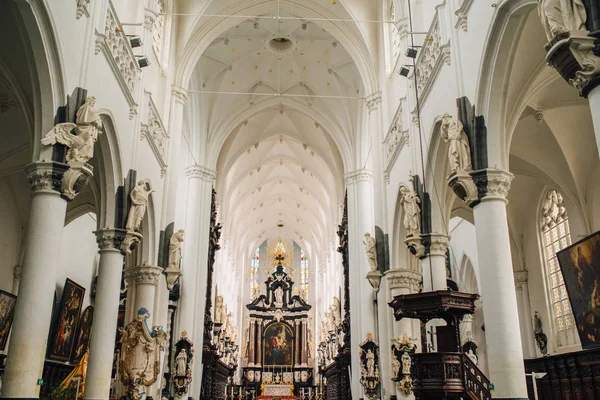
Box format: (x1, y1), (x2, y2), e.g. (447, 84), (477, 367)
(514, 270), (528, 289)
(428, 233), (450, 257)
(124, 264), (163, 286)
(365, 92), (382, 113)
(472, 168), (513, 204)
(13, 265), (21, 280)
(95, 228), (127, 254)
(185, 165), (216, 182)
(26, 161), (68, 194)
(172, 85), (189, 104)
(344, 168), (373, 185)
(386, 269), (421, 291)
(143, 9), (157, 30)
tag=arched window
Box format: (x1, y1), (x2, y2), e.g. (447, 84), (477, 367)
(152, 0), (165, 61)
(540, 189), (577, 348)
(250, 247), (260, 299)
(300, 249), (309, 299)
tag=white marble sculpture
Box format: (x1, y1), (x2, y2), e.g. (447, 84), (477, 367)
(363, 233), (378, 272)
(332, 297), (341, 327)
(537, 0), (587, 40)
(366, 349), (375, 377)
(399, 185), (421, 237)
(41, 96), (103, 164)
(176, 349), (187, 376)
(441, 113), (472, 173)
(126, 180), (152, 231)
(401, 352), (412, 375)
(214, 296), (224, 324)
(274, 286), (284, 306)
(326, 309), (335, 332)
(392, 357), (400, 378)
(168, 229), (184, 269)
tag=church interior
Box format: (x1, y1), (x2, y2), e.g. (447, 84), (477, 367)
(0, 0), (599, 400)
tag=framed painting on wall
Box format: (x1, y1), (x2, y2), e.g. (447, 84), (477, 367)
(48, 279), (85, 361)
(0, 290), (17, 351)
(72, 306), (94, 362)
(263, 322), (293, 366)
(557, 230), (600, 349)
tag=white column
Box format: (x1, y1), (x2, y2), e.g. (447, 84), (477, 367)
(586, 85), (600, 156)
(345, 169), (376, 399)
(1, 162), (69, 398)
(472, 170), (527, 399)
(11, 266), (21, 295)
(84, 229), (126, 400)
(515, 270), (536, 359)
(422, 234), (449, 291)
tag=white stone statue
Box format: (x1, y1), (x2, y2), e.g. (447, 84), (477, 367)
(168, 229), (184, 269)
(366, 349), (375, 377)
(399, 185), (421, 237)
(363, 233), (378, 272)
(126, 180), (152, 231)
(401, 352), (412, 375)
(214, 296), (224, 324)
(441, 113), (472, 173)
(41, 96), (103, 164)
(332, 297), (341, 327)
(538, 0), (587, 40)
(274, 286), (284, 305)
(325, 310), (335, 332)
(467, 348), (478, 365)
(392, 357), (400, 378)
(225, 312), (234, 337)
(176, 349), (188, 376)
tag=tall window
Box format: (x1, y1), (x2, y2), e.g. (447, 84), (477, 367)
(541, 189), (577, 347)
(250, 247), (260, 299)
(300, 249), (309, 300)
(152, 0), (165, 61)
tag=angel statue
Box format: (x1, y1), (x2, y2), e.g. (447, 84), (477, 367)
(41, 96), (103, 164)
(399, 185), (421, 237)
(168, 229), (185, 269)
(538, 0), (587, 41)
(126, 180), (153, 231)
(440, 113), (472, 173)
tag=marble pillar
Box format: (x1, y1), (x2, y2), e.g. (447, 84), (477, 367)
(515, 270), (536, 359)
(1, 162), (69, 399)
(472, 170), (527, 399)
(248, 318), (256, 366)
(295, 319), (301, 366)
(84, 229), (126, 400)
(301, 320), (308, 366)
(345, 168), (376, 398)
(422, 233), (449, 291)
(256, 320), (263, 366)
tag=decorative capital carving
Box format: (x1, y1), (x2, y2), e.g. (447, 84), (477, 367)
(185, 165), (215, 182)
(365, 92), (382, 113)
(387, 269), (421, 291)
(95, 228), (127, 253)
(124, 264), (163, 286)
(472, 169), (513, 204)
(144, 9), (157, 30)
(344, 169), (373, 185)
(13, 265), (21, 281)
(514, 270), (528, 289)
(76, 0), (91, 19)
(172, 85), (189, 104)
(26, 162), (68, 194)
(429, 233), (450, 256)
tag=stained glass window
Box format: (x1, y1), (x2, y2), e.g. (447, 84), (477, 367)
(250, 247), (260, 299)
(541, 189), (577, 347)
(300, 249), (309, 300)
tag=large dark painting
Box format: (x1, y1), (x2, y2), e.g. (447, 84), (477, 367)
(72, 306), (94, 362)
(0, 290), (17, 351)
(557, 231), (600, 349)
(264, 322), (293, 366)
(49, 279), (85, 361)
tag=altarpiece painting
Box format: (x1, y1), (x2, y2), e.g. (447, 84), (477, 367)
(557, 231), (600, 349)
(264, 322), (293, 366)
(72, 306), (94, 362)
(49, 279), (85, 361)
(0, 290), (17, 351)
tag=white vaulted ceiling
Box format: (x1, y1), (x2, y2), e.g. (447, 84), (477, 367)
(186, 3), (367, 263)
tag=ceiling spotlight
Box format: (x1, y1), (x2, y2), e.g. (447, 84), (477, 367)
(278, 220), (284, 227)
(332, 41), (338, 48)
(399, 67), (411, 77)
(128, 35), (142, 48)
(136, 56), (150, 68)
(301, 22), (307, 31)
(405, 48), (418, 58)
(254, 22), (260, 29)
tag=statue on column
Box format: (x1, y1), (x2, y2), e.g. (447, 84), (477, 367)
(168, 229), (184, 269)
(538, 0), (587, 40)
(363, 233), (378, 272)
(274, 286), (284, 306)
(126, 180), (153, 231)
(399, 185), (421, 237)
(441, 113), (472, 172)
(176, 349), (188, 376)
(214, 296), (224, 324)
(332, 297), (342, 328)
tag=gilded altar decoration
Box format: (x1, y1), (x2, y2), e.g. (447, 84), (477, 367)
(359, 333), (381, 400)
(119, 308), (167, 399)
(41, 96), (101, 199)
(171, 334), (194, 397)
(165, 229), (184, 290)
(50, 350), (89, 399)
(391, 334), (417, 395)
(49, 279), (85, 361)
